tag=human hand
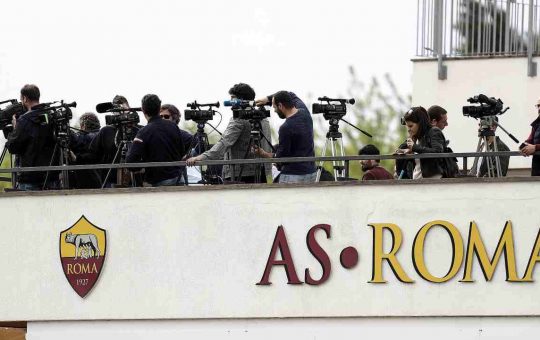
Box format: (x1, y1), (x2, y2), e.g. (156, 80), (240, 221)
(11, 114), (17, 128)
(254, 97), (270, 106)
(520, 143), (536, 156)
(406, 138), (414, 150)
(69, 150), (77, 162)
(186, 156), (201, 166)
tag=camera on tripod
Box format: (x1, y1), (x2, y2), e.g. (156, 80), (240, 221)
(312, 97), (355, 120)
(462, 94), (508, 119)
(96, 102), (141, 126)
(224, 99), (270, 120)
(184, 101), (219, 123)
(34, 101), (76, 126)
(0, 99), (25, 135)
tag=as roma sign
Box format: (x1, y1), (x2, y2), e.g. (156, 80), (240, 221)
(59, 216), (107, 298)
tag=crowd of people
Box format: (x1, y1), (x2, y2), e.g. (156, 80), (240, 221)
(2, 84), (539, 191)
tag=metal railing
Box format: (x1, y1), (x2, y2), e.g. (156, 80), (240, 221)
(416, 0), (539, 77)
(0, 151), (534, 188)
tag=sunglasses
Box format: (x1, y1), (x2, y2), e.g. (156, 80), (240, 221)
(160, 114), (171, 119)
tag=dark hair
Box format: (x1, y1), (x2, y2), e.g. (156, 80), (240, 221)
(113, 95), (129, 107)
(403, 106), (431, 138)
(229, 83), (255, 100)
(141, 94), (161, 117)
(358, 144), (380, 156)
(427, 105), (447, 122)
(20, 84), (40, 102)
(79, 112), (101, 131)
(161, 104), (180, 124)
(273, 91), (294, 109)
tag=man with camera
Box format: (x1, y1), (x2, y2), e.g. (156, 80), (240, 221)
(126, 94), (186, 186)
(186, 83), (272, 183)
(69, 112), (102, 188)
(253, 91), (316, 183)
(520, 98), (540, 176)
(89, 95), (139, 187)
(6, 84), (58, 190)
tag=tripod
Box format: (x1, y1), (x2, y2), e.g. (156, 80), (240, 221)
(235, 119), (273, 184)
(101, 124), (137, 188)
(315, 117), (372, 182)
(188, 121), (222, 185)
(0, 145), (16, 188)
(43, 130), (71, 190)
(468, 117), (519, 178)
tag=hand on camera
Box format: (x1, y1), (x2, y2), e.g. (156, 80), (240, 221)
(11, 114), (17, 128)
(254, 97), (270, 106)
(520, 143), (536, 156)
(252, 145), (270, 158)
(406, 138), (414, 150)
(68, 151), (77, 162)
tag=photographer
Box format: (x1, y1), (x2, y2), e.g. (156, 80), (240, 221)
(160, 104), (194, 150)
(395, 106), (444, 179)
(89, 95), (138, 187)
(69, 112), (102, 188)
(126, 94), (186, 186)
(520, 98), (540, 176)
(253, 91), (316, 183)
(186, 83), (272, 183)
(6, 84), (59, 190)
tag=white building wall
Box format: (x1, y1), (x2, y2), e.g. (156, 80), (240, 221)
(412, 57), (540, 169)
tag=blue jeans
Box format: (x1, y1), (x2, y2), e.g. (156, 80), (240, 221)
(279, 172), (317, 184)
(18, 181), (60, 191)
(152, 177), (180, 187)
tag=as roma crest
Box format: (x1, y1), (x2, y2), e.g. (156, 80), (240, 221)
(59, 215), (106, 298)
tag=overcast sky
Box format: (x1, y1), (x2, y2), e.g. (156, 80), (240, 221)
(0, 0), (416, 130)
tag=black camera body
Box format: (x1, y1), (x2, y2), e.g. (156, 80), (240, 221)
(105, 111), (140, 126)
(312, 97), (355, 120)
(0, 100), (25, 135)
(232, 105), (270, 120)
(463, 94), (507, 118)
(185, 101), (219, 124)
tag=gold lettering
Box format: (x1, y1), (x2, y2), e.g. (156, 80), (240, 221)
(73, 263), (81, 275)
(67, 264), (73, 274)
(522, 229), (540, 281)
(369, 223), (413, 283)
(461, 221), (525, 282)
(91, 263), (98, 273)
(413, 220), (464, 283)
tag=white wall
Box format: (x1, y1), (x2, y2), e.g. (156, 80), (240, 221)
(1, 181), (540, 321)
(412, 57), (540, 169)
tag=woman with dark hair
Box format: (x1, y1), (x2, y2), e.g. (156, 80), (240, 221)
(395, 106), (445, 179)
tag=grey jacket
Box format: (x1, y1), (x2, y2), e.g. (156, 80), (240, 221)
(199, 118), (272, 180)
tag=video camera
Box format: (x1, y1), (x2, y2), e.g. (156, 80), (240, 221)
(33, 101), (76, 126)
(184, 101), (219, 123)
(0, 99), (25, 134)
(462, 94), (508, 119)
(312, 97), (355, 120)
(96, 102), (141, 126)
(224, 99), (270, 120)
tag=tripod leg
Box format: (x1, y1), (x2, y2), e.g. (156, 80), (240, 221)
(469, 137), (483, 177)
(492, 138), (502, 177)
(101, 143), (123, 189)
(315, 139), (330, 182)
(43, 143), (59, 190)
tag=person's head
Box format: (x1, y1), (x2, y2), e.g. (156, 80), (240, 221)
(20, 84), (40, 110)
(272, 91), (295, 119)
(403, 106), (430, 139)
(228, 83), (255, 100)
(160, 104), (180, 124)
(141, 94), (161, 119)
(428, 105), (448, 130)
(79, 112), (101, 132)
(358, 144), (381, 172)
(536, 97), (540, 115)
(113, 95), (130, 109)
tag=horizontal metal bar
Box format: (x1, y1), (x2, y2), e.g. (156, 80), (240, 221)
(0, 151), (534, 174)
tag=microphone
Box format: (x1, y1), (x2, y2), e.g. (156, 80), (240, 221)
(96, 102), (115, 113)
(224, 99), (248, 107)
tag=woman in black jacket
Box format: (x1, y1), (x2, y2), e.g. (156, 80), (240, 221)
(396, 106), (444, 179)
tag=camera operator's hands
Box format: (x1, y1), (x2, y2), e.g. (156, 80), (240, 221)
(186, 155), (203, 166)
(254, 97), (270, 106)
(520, 142), (536, 156)
(252, 145), (272, 158)
(11, 114), (17, 128)
(68, 150), (77, 163)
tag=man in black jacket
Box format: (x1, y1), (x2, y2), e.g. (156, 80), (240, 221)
(126, 94), (186, 186)
(6, 84), (58, 190)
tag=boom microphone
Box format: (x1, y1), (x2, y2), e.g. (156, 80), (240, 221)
(96, 102), (114, 113)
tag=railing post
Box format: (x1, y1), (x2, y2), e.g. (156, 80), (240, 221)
(434, 0), (448, 79)
(528, 0), (537, 77)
